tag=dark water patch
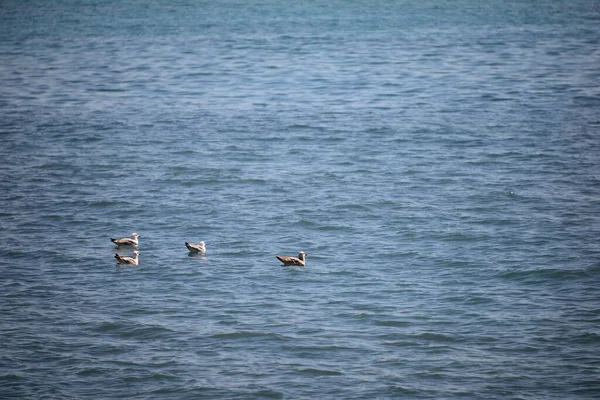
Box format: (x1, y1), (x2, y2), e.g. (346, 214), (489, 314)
(245, 389), (285, 399)
(412, 332), (460, 343)
(297, 219), (317, 227)
(332, 202), (371, 212)
(210, 331), (288, 341)
(463, 296), (495, 305)
(237, 177), (268, 185)
(296, 368), (343, 376)
(571, 332), (600, 345)
(336, 311), (371, 320)
(317, 224), (353, 232)
(0, 373), (25, 381)
(569, 386), (600, 397)
(498, 267), (591, 283)
(321, 136), (346, 143)
(86, 87), (128, 93)
(145, 386), (229, 397)
(585, 262), (600, 273)
(94, 322), (174, 340)
(573, 95), (600, 106)
(121, 371), (180, 383)
(374, 320), (411, 327)
(75, 367), (110, 377)
(285, 123), (318, 131)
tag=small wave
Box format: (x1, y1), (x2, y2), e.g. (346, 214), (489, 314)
(325, 270), (355, 277)
(375, 320), (411, 327)
(571, 331), (600, 344)
(381, 340), (420, 348)
(573, 95), (600, 105)
(183, 71), (214, 77)
(585, 262), (600, 272)
(336, 312), (370, 319)
(247, 389), (284, 399)
(95, 321), (173, 339)
(297, 368), (343, 376)
(210, 331), (285, 341)
(283, 344), (356, 354)
(317, 225), (351, 231)
(122, 372), (179, 383)
(86, 87), (127, 93)
(387, 385), (420, 396)
(89, 200), (131, 208)
(413, 332), (458, 343)
(33, 162), (73, 171)
(237, 178), (267, 185)
(498, 268), (590, 282)
(286, 123), (313, 130)
(297, 219), (316, 227)
(253, 136), (285, 142)
(380, 251), (420, 258)
(333, 203), (371, 211)
(76, 367), (108, 377)
(322, 136), (346, 142)
(463, 296), (494, 305)
(0, 373), (24, 381)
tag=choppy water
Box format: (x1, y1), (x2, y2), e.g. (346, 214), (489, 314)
(1, 0), (600, 398)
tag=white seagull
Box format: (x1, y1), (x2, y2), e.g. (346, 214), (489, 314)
(185, 241), (206, 254)
(115, 251), (139, 266)
(111, 233), (140, 247)
(275, 252), (306, 266)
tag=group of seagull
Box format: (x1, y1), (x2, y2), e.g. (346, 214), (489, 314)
(111, 233), (142, 266)
(110, 232), (306, 267)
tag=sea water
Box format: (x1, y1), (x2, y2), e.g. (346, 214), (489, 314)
(1, 0), (600, 398)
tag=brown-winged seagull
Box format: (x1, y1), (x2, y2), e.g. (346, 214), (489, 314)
(275, 252), (306, 266)
(111, 233), (140, 247)
(115, 251), (139, 266)
(185, 241), (206, 254)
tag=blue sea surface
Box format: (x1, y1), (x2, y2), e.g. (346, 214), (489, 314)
(1, 0), (600, 398)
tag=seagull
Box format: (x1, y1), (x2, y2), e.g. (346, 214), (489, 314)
(115, 251), (139, 266)
(275, 252), (306, 266)
(111, 233), (140, 247)
(185, 241), (206, 254)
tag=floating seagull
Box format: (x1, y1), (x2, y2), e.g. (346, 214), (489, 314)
(275, 252), (306, 266)
(115, 251), (139, 266)
(185, 241), (206, 254)
(110, 233), (140, 247)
